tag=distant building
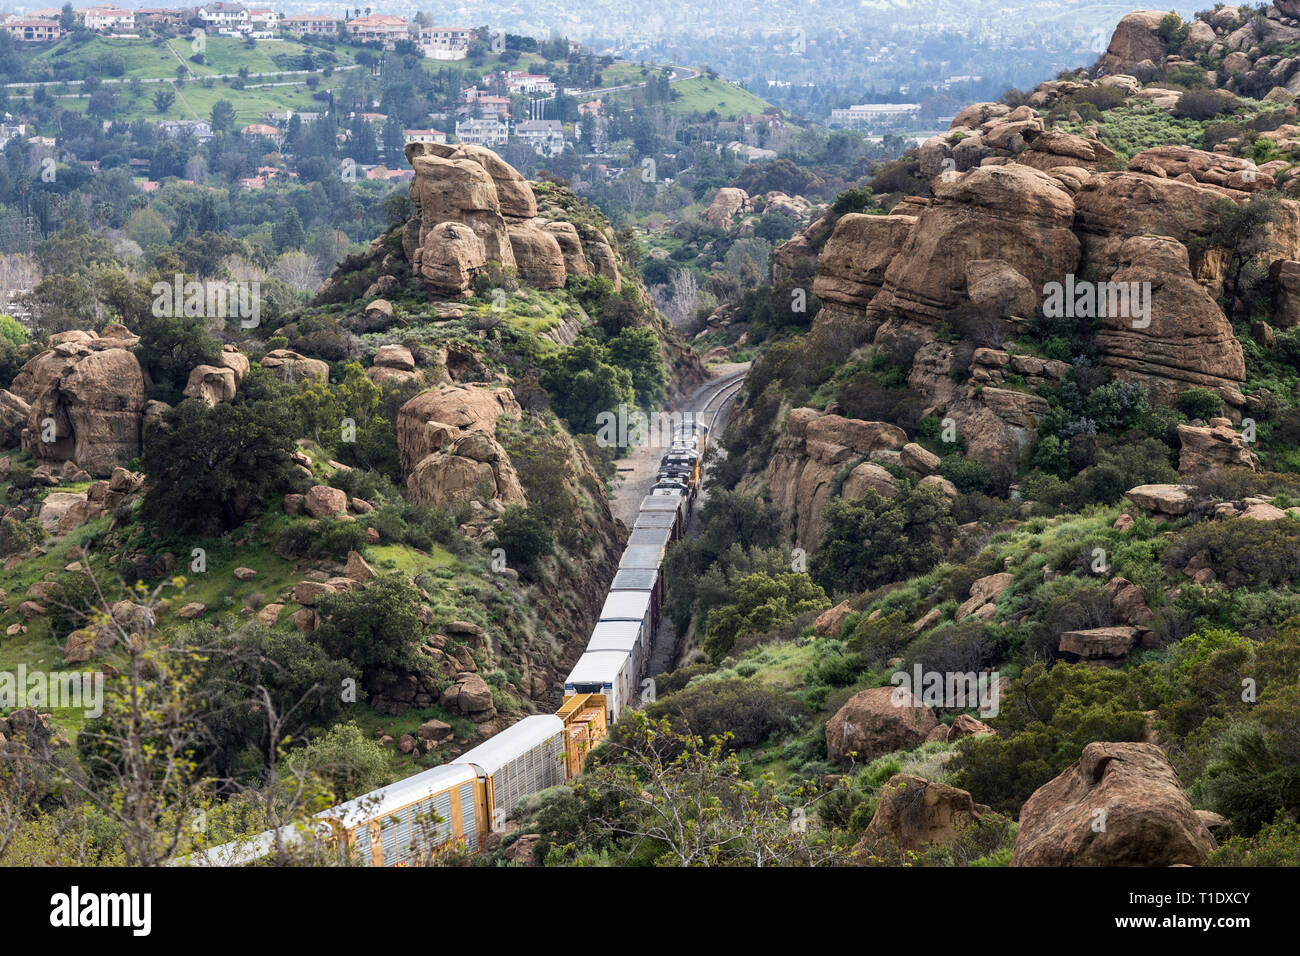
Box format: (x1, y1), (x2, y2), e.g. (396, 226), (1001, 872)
(514, 119), (564, 157)
(454, 118), (508, 148)
(498, 71), (555, 95)
(2, 18), (63, 42)
(403, 128), (446, 145)
(195, 3), (248, 29)
(135, 8), (185, 27)
(414, 25), (469, 60)
(344, 14), (408, 43)
(241, 123), (280, 137)
(158, 119), (214, 141)
(80, 6), (135, 31)
(279, 15), (336, 36)
(829, 103), (921, 129)
(246, 7), (277, 28)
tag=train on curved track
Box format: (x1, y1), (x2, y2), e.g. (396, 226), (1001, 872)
(194, 419), (715, 867)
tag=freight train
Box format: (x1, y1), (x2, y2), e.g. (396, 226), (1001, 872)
(191, 423), (709, 867)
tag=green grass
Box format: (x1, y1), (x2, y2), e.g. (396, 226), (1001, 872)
(643, 74), (771, 119)
(34, 34), (357, 82)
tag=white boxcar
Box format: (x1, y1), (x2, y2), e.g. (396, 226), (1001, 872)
(628, 525), (674, 550)
(639, 494), (685, 537)
(564, 649), (636, 724)
(599, 588), (653, 639)
(332, 763), (480, 864)
(587, 619), (645, 682)
(634, 509), (679, 532)
(454, 715), (566, 826)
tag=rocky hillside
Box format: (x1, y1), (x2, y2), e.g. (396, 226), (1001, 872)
(0, 142), (701, 816)
(471, 9), (1300, 869)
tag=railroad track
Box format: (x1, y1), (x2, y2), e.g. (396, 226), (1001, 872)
(695, 369), (748, 432)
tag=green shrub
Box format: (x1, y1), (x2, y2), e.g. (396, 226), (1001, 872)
(641, 678), (807, 749)
(1175, 387), (1223, 421)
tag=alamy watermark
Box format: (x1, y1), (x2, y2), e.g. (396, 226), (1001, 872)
(151, 274), (261, 329)
(1, 664), (103, 718)
(595, 405), (705, 449)
(1042, 275), (1151, 329)
(890, 665), (1001, 718)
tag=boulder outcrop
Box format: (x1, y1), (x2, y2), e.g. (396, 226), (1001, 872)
(767, 408), (908, 548)
(1011, 741), (1215, 866)
(13, 336), (148, 476)
(858, 774), (998, 851)
(826, 685), (939, 763)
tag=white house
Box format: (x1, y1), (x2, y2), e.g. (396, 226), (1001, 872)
(80, 6), (135, 31)
(454, 118), (508, 148)
(403, 128), (446, 145)
(514, 119), (565, 157)
(196, 2), (249, 29)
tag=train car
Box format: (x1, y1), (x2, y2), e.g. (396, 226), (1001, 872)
(611, 566), (662, 631)
(453, 714), (566, 835)
(634, 507), (682, 545)
(331, 763), (481, 866)
(587, 619), (645, 687)
(190, 763), (482, 867)
(639, 492), (686, 538)
(597, 589), (655, 664)
(564, 649), (636, 724)
(657, 448), (700, 497)
(556, 692), (608, 777)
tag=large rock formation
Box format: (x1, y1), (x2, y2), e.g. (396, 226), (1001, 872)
(766, 408), (908, 548)
(1097, 10), (1170, 75)
(869, 164), (1080, 331)
(396, 384), (526, 511)
(402, 142), (617, 296)
(1012, 742), (1216, 866)
(812, 213), (916, 326)
(1094, 236), (1246, 401)
(12, 334), (148, 476)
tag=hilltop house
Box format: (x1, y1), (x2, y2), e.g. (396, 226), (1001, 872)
(515, 119), (565, 157)
(158, 119), (214, 141)
(403, 129), (446, 146)
(1, 18), (63, 42)
(344, 13), (407, 43)
(79, 6), (135, 31)
(454, 118), (508, 148)
(279, 15), (336, 36)
(498, 71), (556, 95)
(195, 2), (249, 29)
(414, 25), (469, 60)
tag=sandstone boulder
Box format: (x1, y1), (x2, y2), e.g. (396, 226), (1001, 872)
(418, 221), (487, 296)
(16, 343), (148, 476)
(261, 349), (329, 384)
(507, 220), (567, 289)
(1011, 741), (1215, 866)
(182, 364), (238, 407)
(304, 485), (349, 518)
(1176, 422), (1259, 475)
(1058, 626), (1139, 664)
(396, 384), (521, 476)
(1098, 11), (1172, 75)
(1126, 483), (1196, 515)
(703, 187), (749, 226)
(859, 774), (997, 851)
(826, 686), (938, 763)
(813, 600), (853, 638)
(1094, 236), (1245, 402)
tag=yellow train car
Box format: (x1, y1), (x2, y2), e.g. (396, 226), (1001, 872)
(557, 692), (609, 776)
